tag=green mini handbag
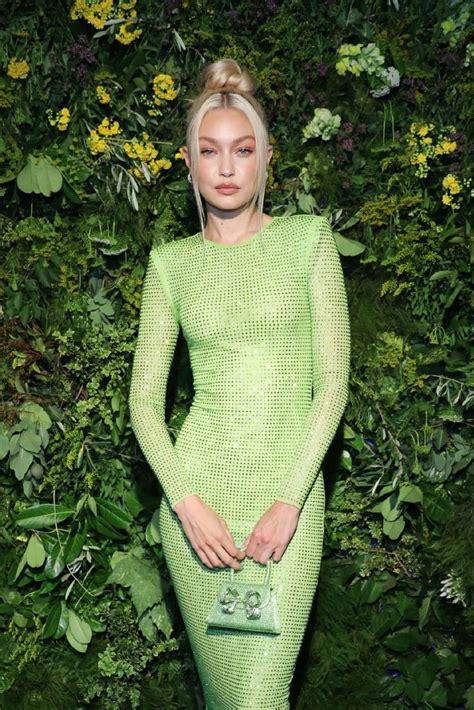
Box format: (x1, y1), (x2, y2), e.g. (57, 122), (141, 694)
(206, 552), (281, 635)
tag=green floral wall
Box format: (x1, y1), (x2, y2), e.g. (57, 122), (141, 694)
(0, 0), (472, 708)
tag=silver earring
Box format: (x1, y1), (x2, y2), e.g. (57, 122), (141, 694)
(187, 172), (192, 183)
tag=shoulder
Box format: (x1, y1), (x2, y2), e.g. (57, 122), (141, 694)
(283, 214), (331, 239)
(282, 214), (332, 258)
(150, 232), (200, 271)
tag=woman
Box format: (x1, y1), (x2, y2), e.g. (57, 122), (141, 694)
(129, 57), (351, 709)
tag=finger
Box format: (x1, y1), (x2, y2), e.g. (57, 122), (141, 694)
(204, 545), (225, 569)
(214, 544), (243, 570)
(197, 548), (214, 569)
(255, 553), (272, 565)
(252, 544), (274, 565)
(272, 547), (284, 562)
(222, 529), (246, 559)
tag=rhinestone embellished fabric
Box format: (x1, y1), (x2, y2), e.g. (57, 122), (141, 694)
(128, 214), (351, 708)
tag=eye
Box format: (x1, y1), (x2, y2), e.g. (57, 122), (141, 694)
(200, 149), (214, 155)
(238, 147), (253, 155)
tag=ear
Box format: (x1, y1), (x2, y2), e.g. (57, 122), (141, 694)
(183, 145), (190, 170)
(267, 144), (274, 165)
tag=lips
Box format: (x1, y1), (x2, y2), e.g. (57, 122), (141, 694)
(216, 185), (239, 192)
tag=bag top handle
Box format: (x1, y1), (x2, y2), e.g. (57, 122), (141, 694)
(229, 544), (273, 586)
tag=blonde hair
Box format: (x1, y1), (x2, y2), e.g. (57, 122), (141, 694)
(185, 58), (270, 240)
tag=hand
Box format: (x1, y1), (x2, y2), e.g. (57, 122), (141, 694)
(243, 500), (301, 564)
(173, 494), (246, 571)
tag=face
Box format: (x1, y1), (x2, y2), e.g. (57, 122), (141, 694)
(184, 107), (272, 217)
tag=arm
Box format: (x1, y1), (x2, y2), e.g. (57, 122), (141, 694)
(128, 250), (196, 511)
(274, 217), (351, 510)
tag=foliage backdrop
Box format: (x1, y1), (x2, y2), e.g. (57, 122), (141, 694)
(0, 0), (472, 708)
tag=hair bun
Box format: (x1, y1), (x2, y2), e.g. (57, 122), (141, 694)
(200, 58), (255, 96)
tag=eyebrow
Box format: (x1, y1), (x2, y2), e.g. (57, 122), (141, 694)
(199, 135), (255, 143)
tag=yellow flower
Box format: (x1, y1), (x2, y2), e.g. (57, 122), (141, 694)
(96, 85), (111, 104)
(152, 73), (178, 101)
(174, 146), (186, 160)
(116, 20), (143, 45)
(442, 194), (452, 204)
(417, 123), (434, 137)
(7, 58), (30, 79)
(48, 107), (71, 131)
(435, 139), (457, 154)
(70, 0), (114, 30)
(71, 0), (141, 44)
(97, 117), (121, 136)
(416, 153), (427, 164)
(442, 174), (461, 194)
(87, 129), (109, 155)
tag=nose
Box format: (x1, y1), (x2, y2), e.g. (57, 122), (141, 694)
(219, 151), (235, 176)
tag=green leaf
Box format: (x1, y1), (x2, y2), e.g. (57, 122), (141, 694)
(333, 231), (366, 257)
(419, 594), (431, 629)
(0, 431), (10, 459)
(66, 625), (88, 653)
(25, 534), (46, 567)
(68, 609), (92, 646)
(381, 492), (402, 521)
(17, 154), (63, 196)
(436, 648), (460, 674)
(18, 402), (52, 428)
(405, 678), (424, 703)
(44, 541), (66, 579)
(398, 483), (423, 504)
(146, 508), (161, 545)
(410, 655), (437, 689)
(90, 515), (127, 540)
(424, 679), (448, 706)
(15, 503), (75, 529)
(95, 498), (133, 529)
(105, 549), (172, 637)
(10, 448), (33, 478)
(359, 578), (385, 604)
(371, 606), (401, 638)
(383, 515), (405, 539)
(63, 523), (88, 564)
(19, 430), (42, 454)
(42, 601), (62, 639)
(422, 488), (453, 524)
(384, 628), (425, 652)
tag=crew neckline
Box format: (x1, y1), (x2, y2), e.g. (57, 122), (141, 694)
(199, 216), (281, 248)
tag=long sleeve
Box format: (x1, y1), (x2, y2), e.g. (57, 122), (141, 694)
(128, 250), (196, 511)
(274, 217), (351, 510)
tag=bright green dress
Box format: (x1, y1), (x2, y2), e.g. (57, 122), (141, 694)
(128, 214), (351, 709)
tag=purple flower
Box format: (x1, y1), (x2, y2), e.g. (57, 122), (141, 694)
(387, 667), (402, 678)
(165, 0), (181, 11)
(228, 9), (240, 21)
(316, 63), (328, 77)
(342, 121), (353, 133)
(267, 0), (278, 11)
(341, 138), (354, 151)
(370, 538), (378, 548)
(438, 51), (462, 66)
(69, 36), (96, 65)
